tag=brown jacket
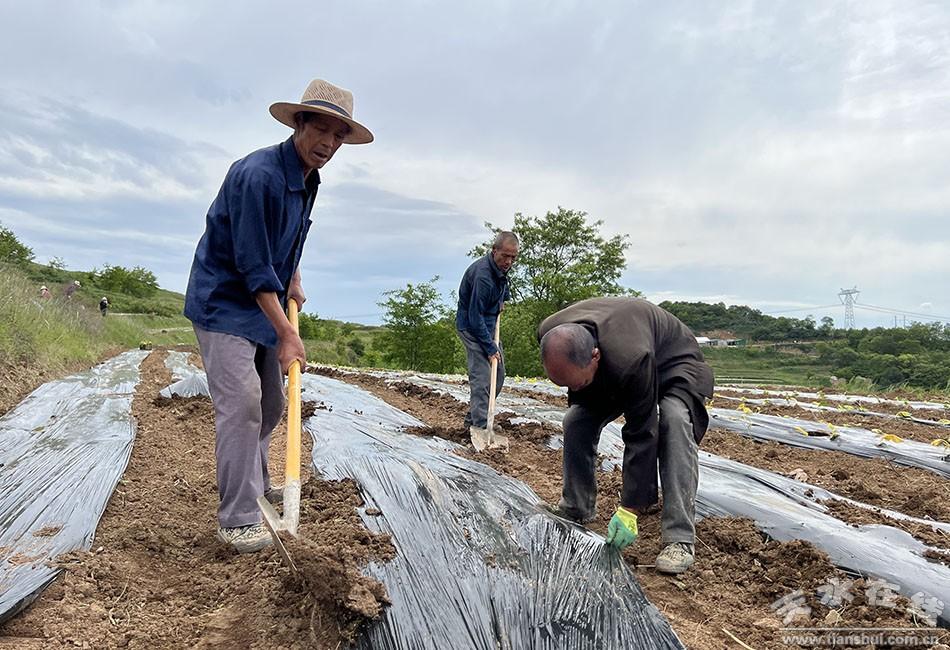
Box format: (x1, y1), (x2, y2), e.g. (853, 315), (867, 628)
(538, 297), (714, 508)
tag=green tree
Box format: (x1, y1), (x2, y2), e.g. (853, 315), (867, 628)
(347, 336), (366, 357)
(0, 223), (35, 266)
(472, 207), (634, 307)
(378, 276), (462, 372)
(47, 256), (67, 271)
(298, 312), (320, 339)
(94, 265), (159, 298)
(470, 208), (637, 376)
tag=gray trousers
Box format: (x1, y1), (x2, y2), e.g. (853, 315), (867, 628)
(194, 326), (284, 528)
(458, 330), (505, 429)
(561, 394), (699, 544)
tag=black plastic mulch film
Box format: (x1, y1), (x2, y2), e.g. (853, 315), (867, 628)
(301, 373), (685, 649)
(0, 351), (147, 624)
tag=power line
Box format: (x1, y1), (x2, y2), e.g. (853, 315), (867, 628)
(763, 304), (841, 315)
(854, 303), (950, 323)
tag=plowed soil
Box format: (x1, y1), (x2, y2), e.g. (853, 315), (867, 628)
(703, 429), (950, 523)
(715, 388), (950, 419)
(714, 398), (950, 444)
(1, 350), (393, 649)
(327, 370), (949, 650)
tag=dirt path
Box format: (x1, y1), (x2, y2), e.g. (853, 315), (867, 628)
(328, 370), (945, 650)
(1, 350), (392, 649)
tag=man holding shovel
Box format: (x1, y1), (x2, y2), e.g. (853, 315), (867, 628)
(456, 231), (518, 451)
(184, 79), (373, 553)
(538, 297), (714, 574)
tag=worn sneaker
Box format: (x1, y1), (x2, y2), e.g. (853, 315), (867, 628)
(542, 502), (596, 525)
(216, 523), (273, 553)
(656, 542), (695, 574)
(264, 486), (283, 505)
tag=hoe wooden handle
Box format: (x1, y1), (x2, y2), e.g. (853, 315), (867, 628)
(286, 299), (301, 483)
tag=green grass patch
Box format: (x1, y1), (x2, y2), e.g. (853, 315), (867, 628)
(702, 346), (833, 387)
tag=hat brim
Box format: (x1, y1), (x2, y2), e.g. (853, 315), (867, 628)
(269, 102), (374, 144)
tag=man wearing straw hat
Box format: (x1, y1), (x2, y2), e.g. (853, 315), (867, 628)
(185, 79), (373, 553)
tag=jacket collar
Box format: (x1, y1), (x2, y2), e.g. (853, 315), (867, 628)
(280, 137), (321, 193)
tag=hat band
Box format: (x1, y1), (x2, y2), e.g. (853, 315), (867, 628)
(301, 99), (351, 119)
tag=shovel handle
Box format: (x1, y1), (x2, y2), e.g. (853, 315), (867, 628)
(487, 313), (501, 431)
(286, 299), (301, 482)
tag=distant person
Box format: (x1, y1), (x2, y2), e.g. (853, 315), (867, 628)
(538, 297), (714, 574)
(39, 285), (51, 299)
(99, 296), (109, 316)
(184, 78), (373, 554)
(455, 231), (518, 450)
(64, 280), (80, 299)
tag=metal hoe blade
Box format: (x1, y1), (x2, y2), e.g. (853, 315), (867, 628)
(258, 495), (298, 572)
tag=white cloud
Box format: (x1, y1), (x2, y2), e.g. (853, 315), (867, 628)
(1, 0), (948, 326)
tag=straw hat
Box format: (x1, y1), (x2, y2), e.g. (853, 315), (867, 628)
(269, 79), (373, 145)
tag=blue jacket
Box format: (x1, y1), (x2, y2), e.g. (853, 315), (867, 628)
(184, 138), (318, 347)
(456, 254), (511, 356)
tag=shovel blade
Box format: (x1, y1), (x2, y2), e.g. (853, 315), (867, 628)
(257, 496), (297, 572)
(470, 426), (490, 452)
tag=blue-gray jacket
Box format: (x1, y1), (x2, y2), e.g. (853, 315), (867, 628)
(456, 254), (511, 356)
(184, 138), (318, 347)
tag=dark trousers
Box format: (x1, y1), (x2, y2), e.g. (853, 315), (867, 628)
(194, 326), (284, 528)
(458, 330), (505, 428)
(560, 394), (698, 544)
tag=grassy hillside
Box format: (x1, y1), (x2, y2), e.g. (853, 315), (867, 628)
(0, 263), (195, 411)
(18, 260), (186, 317)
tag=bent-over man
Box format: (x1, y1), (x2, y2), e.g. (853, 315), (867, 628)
(456, 231), (518, 450)
(184, 79), (373, 553)
(538, 297), (714, 574)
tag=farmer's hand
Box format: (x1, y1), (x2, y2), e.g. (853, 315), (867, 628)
(288, 282), (306, 308)
(278, 331), (307, 374)
(488, 351), (502, 363)
(605, 507), (638, 550)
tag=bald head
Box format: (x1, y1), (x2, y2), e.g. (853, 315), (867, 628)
(540, 324), (600, 391)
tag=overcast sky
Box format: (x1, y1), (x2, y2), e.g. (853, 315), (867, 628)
(2, 0), (948, 327)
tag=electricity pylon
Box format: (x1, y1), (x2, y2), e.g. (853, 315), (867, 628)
(838, 287), (859, 329)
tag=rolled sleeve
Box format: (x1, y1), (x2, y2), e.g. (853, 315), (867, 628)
(228, 171), (285, 295)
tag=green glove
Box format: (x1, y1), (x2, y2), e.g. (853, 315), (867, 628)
(605, 507), (638, 549)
